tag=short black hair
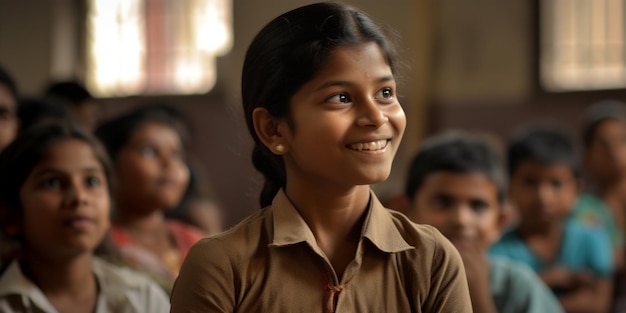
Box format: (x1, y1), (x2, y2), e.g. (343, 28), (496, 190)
(405, 131), (507, 205)
(45, 81), (93, 107)
(17, 97), (70, 132)
(507, 126), (580, 178)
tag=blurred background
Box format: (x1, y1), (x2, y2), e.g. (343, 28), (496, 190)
(1, 0), (624, 228)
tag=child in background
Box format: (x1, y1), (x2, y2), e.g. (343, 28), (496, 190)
(0, 122), (169, 313)
(45, 81), (103, 133)
(491, 126), (614, 313)
(170, 2), (471, 312)
(95, 108), (206, 293)
(404, 130), (563, 313)
(576, 99), (626, 311)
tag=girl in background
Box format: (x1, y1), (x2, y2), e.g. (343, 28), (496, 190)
(0, 122), (169, 313)
(95, 108), (205, 293)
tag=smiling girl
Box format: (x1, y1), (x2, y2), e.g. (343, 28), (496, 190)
(170, 2), (471, 312)
(0, 122), (169, 313)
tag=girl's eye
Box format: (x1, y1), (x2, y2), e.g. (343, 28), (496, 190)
(327, 93), (351, 104)
(375, 88), (394, 102)
(141, 146), (157, 158)
(42, 178), (61, 189)
(85, 176), (101, 188)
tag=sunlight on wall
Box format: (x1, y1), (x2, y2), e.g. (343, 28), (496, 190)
(86, 0), (232, 96)
(541, 0), (625, 91)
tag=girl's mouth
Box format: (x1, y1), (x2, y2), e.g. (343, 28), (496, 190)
(347, 139), (389, 151)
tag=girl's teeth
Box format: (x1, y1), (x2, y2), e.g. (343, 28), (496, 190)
(350, 140), (387, 151)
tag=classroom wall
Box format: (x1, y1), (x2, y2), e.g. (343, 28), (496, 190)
(1, 0), (622, 227)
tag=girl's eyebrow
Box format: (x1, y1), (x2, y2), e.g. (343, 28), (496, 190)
(313, 75), (395, 92)
(31, 167), (104, 177)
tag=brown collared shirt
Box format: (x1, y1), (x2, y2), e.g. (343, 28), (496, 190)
(171, 189), (472, 313)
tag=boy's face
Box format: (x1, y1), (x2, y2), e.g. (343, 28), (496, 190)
(586, 119), (626, 181)
(509, 161), (578, 230)
(409, 171), (502, 251)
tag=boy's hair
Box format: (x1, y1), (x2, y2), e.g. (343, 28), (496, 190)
(44, 80), (93, 108)
(507, 126), (580, 178)
(405, 131), (507, 205)
(17, 97), (71, 132)
(582, 99), (626, 148)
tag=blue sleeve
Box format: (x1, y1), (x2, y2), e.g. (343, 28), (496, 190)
(519, 264), (564, 313)
(586, 227), (614, 278)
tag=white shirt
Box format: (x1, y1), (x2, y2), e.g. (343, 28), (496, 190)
(0, 257), (170, 313)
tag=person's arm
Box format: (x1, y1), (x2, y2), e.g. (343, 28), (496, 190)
(557, 277), (612, 313)
(505, 261), (564, 313)
(170, 238), (235, 313)
(455, 244), (497, 313)
(423, 232), (474, 312)
(542, 225), (615, 313)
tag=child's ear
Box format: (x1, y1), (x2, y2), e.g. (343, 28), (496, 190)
(252, 107), (290, 154)
(496, 201), (516, 235)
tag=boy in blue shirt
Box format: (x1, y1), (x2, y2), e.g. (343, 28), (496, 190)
(491, 126), (614, 313)
(404, 130), (563, 313)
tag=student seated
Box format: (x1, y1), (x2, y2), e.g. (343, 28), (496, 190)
(95, 108), (206, 293)
(491, 126), (614, 313)
(404, 130), (563, 313)
(0, 122), (169, 313)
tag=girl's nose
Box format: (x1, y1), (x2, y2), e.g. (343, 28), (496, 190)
(63, 183), (89, 208)
(357, 99), (388, 127)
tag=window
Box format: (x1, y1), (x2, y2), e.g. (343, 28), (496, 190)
(541, 0), (626, 91)
(86, 0), (232, 96)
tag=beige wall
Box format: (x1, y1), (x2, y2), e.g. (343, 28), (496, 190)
(1, 0), (614, 227)
(0, 0), (430, 227)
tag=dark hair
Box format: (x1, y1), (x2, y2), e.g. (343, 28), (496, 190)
(45, 81), (93, 107)
(404, 131), (507, 205)
(17, 97), (71, 132)
(132, 103), (193, 148)
(507, 126), (580, 178)
(242, 2), (399, 207)
(95, 108), (187, 162)
(582, 99), (626, 148)
(0, 65), (18, 101)
(0, 122), (113, 239)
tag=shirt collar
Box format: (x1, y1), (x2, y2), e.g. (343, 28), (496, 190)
(0, 258), (141, 313)
(0, 260), (61, 313)
(269, 189), (413, 253)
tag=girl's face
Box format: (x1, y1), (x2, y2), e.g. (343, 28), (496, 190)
(19, 139), (110, 259)
(281, 42), (406, 189)
(586, 119), (626, 182)
(115, 121), (189, 213)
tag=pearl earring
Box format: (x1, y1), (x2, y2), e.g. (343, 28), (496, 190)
(275, 144), (285, 153)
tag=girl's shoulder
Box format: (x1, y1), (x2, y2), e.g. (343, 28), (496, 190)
(93, 258), (170, 312)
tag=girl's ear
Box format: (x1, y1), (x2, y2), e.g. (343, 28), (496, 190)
(252, 107), (289, 155)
